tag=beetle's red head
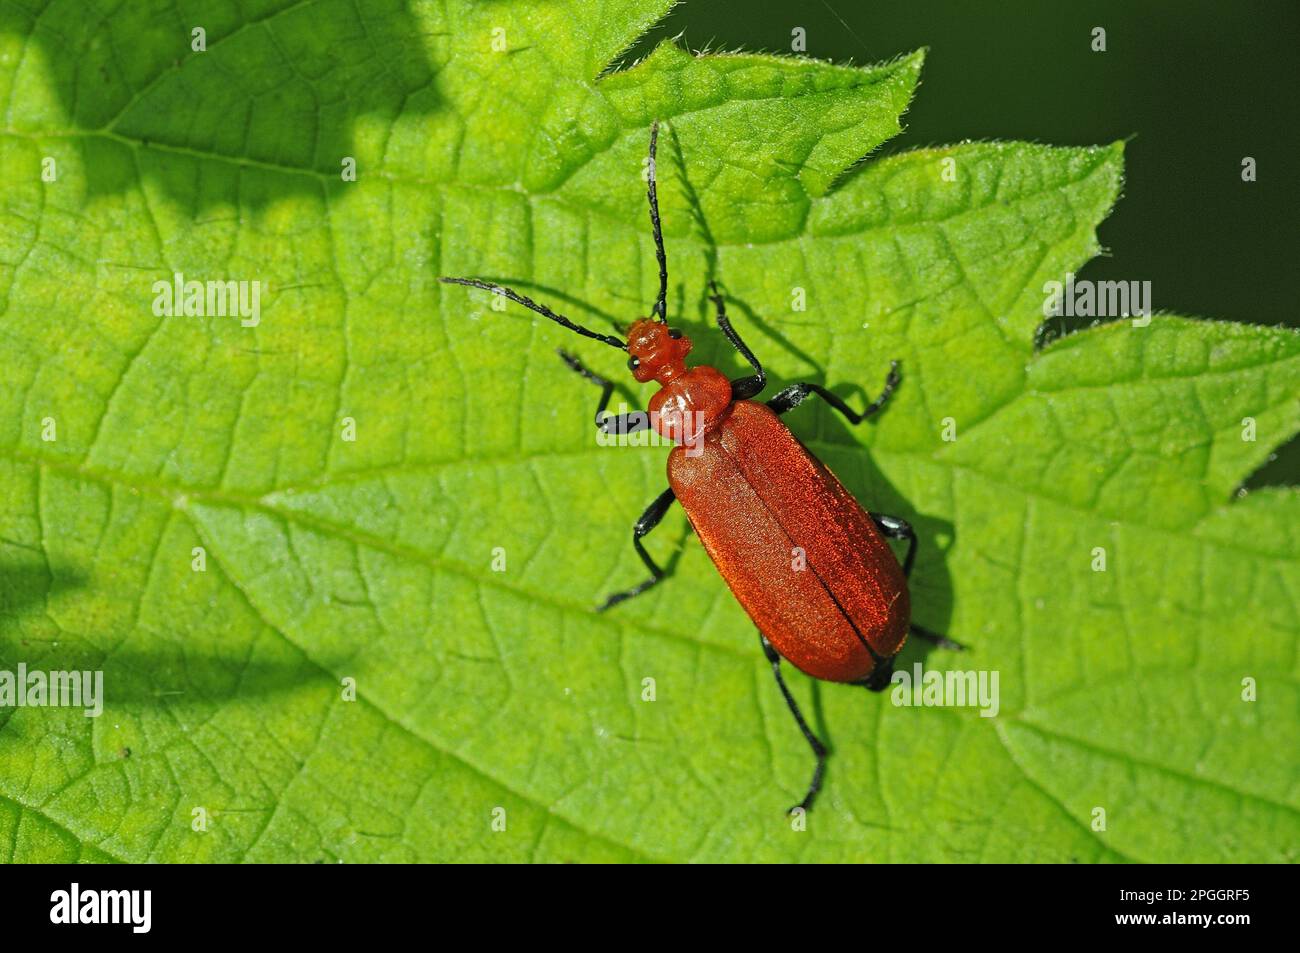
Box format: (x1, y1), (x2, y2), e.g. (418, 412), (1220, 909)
(626, 318), (692, 384)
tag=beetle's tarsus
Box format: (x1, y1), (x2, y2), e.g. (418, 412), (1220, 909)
(791, 744), (827, 815)
(596, 578), (659, 612)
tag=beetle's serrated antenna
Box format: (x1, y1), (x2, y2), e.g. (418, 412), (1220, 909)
(647, 121), (668, 323)
(439, 277), (627, 350)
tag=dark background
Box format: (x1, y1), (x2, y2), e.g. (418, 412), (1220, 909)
(629, 0), (1299, 484)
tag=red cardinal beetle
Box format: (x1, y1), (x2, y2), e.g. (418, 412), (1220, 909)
(442, 123), (959, 813)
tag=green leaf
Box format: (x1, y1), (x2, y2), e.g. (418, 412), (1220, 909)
(1, 1), (1296, 863)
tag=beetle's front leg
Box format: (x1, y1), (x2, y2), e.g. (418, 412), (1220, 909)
(557, 349), (652, 435)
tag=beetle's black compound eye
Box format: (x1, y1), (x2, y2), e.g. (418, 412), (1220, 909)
(669, 328), (682, 339)
(628, 356), (641, 371)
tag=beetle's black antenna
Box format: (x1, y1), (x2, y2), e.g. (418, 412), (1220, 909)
(647, 121), (668, 323)
(439, 277), (627, 350)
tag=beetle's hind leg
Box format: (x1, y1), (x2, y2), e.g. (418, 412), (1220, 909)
(758, 633), (828, 815)
(767, 360), (901, 422)
(597, 488), (677, 611)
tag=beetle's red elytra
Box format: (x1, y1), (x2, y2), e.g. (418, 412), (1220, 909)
(441, 122), (960, 813)
(672, 399), (912, 684)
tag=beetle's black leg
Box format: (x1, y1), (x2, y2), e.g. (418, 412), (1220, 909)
(598, 488), (677, 611)
(758, 632), (828, 814)
(711, 282), (766, 399)
(768, 360), (901, 422)
(558, 348), (674, 610)
(558, 349), (652, 436)
(871, 512), (918, 578)
(647, 122), (668, 324)
(870, 511), (965, 651)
